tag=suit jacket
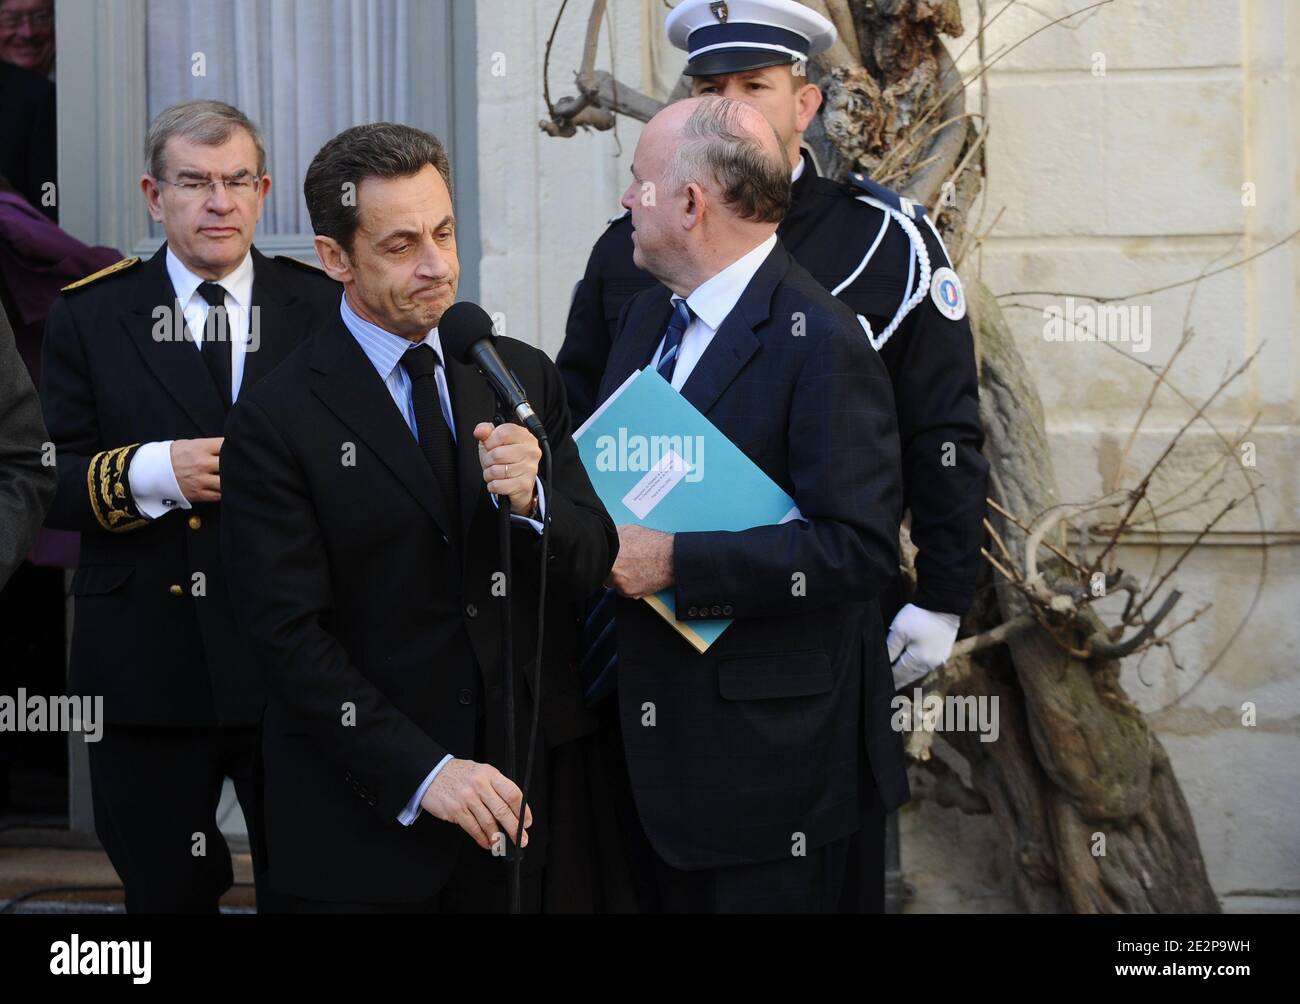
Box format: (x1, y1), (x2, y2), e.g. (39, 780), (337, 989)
(39, 245), (342, 726)
(0, 301), (56, 588)
(218, 312), (617, 903)
(560, 150), (988, 616)
(600, 241), (907, 872)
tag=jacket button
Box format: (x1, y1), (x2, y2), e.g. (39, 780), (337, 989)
(188, 515), (203, 530)
(710, 606), (722, 617)
(458, 689), (473, 706)
(723, 605), (733, 616)
(169, 584), (183, 596)
(465, 603), (478, 618)
(687, 606), (698, 617)
(367, 796), (377, 807)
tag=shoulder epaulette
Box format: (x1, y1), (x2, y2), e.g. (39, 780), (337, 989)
(837, 174), (937, 351)
(275, 254), (328, 276)
(846, 173), (926, 221)
(61, 257), (141, 293)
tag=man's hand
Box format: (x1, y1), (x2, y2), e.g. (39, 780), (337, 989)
(171, 438), (224, 503)
(420, 758), (533, 851)
(888, 603), (961, 690)
(607, 524), (674, 598)
(474, 422), (540, 517)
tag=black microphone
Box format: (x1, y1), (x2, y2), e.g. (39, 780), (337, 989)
(439, 302), (547, 442)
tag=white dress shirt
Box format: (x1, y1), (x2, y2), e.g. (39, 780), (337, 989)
(126, 249), (256, 519)
(649, 233), (778, 389)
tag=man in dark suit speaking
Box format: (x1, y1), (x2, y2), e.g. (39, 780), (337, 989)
(592, 96), (906, 912)
(219, 123), (616, 913)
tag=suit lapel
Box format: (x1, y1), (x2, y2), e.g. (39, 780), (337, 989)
(123, 246), (227, 435)
(309, 316), (456, 542)
(242, 248), (304, 388)
(444, 352), (498, 542)
(599, 289), (673, 403)
(678, 242), (790, 416)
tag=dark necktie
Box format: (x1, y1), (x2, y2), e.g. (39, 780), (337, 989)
(655, 298), (694, 384)
(400, 345), (460, 532)
(195, 282), (232, 411)
(580, 298), (695, 704)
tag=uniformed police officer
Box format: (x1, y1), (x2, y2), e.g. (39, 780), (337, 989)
(556, 0), (989, 912)
(40, 100), (341, 913)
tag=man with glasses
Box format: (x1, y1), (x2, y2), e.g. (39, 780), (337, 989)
(39, 100), (340, 913)
(0, 0), (55, 78)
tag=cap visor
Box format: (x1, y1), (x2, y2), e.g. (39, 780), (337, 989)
(682, 48), (798, 77)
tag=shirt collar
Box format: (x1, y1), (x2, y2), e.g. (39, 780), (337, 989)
(679, 233), (778, 331)
(165, 246), (255, 309)
(791, 148), (819, 201)
(339, 291), (444, 383)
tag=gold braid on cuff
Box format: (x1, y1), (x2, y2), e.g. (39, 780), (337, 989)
(87, 444), (148, 533)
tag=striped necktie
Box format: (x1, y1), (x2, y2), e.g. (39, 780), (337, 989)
(580, 297), (696, 703)
(656, 297), (694, 384)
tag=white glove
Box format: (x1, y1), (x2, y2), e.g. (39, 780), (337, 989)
(887, 603), (961, 691)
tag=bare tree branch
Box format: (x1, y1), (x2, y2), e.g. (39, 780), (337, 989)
(1086, 590), (1181, 659)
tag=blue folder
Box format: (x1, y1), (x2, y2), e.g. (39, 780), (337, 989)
(573, 367), (801, 653)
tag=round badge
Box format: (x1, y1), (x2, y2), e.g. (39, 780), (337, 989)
(930, 266), (966, 321)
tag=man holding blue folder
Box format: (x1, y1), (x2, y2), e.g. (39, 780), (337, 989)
(590, 95), (905, 912)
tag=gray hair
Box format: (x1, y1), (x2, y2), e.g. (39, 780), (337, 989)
(662, 96), (791, 224)
(145, 100), (267, 180)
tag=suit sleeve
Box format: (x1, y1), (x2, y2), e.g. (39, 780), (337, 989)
(878, 224), (989, 616)
(0, 311), (56, 587)
(219, 395), (450, 820)
(40, 296), (148, 534)
(513, 353), (618, 595)
(673, 323), (903, 619)
(555, 244), (612, 430)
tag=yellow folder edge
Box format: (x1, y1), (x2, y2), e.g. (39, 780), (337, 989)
(642, 594), (711, 655)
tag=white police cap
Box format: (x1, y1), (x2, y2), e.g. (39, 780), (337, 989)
(666, 0), (837, 77)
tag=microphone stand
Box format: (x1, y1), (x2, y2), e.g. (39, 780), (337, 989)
(492, 408), (552, 915)
(492, 409), (520, 914)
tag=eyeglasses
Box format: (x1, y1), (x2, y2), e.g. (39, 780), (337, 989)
(0, 11), (54, 30)
(155, 175), (264, 200)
